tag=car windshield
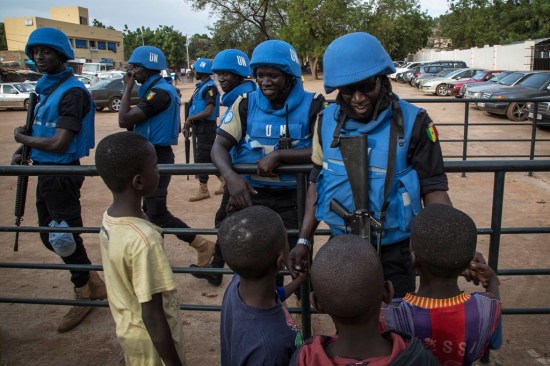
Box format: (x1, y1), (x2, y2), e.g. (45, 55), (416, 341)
(517, 73), (550, 89)
(499, 72), (528, 86)
(490, 71), (512, 83)
(472, 71), (488, 81)
(14, 83), (35, 92)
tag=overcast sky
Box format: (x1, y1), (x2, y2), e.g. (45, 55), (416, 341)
(1, 0), (450, 36)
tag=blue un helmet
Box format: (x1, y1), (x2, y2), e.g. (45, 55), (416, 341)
(250, 40), (301, 79)
(211, 49), (251, 78)
(193, 58), (213, 75)
(25, 27), (74, 61)
(323, 32), (396, 94)
(128, 46), (167, 70)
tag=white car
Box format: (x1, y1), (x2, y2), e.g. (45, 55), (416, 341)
(419, 68), (486, 96)
(0, 83), (34, 110)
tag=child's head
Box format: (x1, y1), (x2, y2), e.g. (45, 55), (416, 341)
(218, 205), (287, 279)
(311, 234), (391, 324)
(95, 131), (159, 195)
(411, 204), (477, 278)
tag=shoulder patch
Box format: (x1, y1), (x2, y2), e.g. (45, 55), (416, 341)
(222, 111), (234, 124)
(208, 89), (214, 97)
(146, 91), (156, 101)
(426, 122), (439, 143)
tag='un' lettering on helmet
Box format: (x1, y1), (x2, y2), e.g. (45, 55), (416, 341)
(149, 53), (158, 63)
(200, 61), (206, 68)
(290, 49), (299, 64)
(236, 56), (247, 66)
(266, 125), (272, 137)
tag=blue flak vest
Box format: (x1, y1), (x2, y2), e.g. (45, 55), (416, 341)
(316, 100), (423, 245)
(231, 84), (314, 188)
(189, 78), (220, 121)
(31, 77), (95, 164)
(134, 76), (180, 146)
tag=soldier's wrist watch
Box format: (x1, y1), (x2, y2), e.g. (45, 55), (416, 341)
(296, 238), (311, 250)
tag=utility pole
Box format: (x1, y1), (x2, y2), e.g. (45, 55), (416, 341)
(186, 34), (190, 70)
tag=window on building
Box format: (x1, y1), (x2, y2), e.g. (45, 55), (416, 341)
(98, 41), (106, 50)
(80, 16), (88, 26)
(107, 42), (117, 52)
(89, 40), (96, 48)
(75, 39), (87, 49)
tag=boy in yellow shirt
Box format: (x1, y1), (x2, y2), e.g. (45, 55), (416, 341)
(96, 131), (185, 366)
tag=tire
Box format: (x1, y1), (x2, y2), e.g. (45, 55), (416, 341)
(436, 84), (448, 96)
(506, 102), (527, 121)
(108, 97), (121, 112)
(23, 99), (29, 111)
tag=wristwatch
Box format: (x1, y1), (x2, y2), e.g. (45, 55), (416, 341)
(296, 238), (311, 250)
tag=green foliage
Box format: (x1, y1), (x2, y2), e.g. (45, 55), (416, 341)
(123, 25), (187, 69)
(439, 0), (550, 48)
(189, 33), (215, 60)
(92, 19), (115, 30)
(0, 23), (7, 51)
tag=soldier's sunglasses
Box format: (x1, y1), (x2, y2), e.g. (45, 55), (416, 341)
(338, 76), (379, 95)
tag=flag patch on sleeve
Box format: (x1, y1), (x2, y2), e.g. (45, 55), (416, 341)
(208, 90), (214, 97)
(146, 91), (156, 101)
(426, 122), (439, 143)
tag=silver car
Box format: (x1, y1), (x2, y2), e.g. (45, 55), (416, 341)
(419, 68), (486, 96)
(0, 83), (34, 110)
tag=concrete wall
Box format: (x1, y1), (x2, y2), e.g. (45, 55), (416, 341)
(412, 41), (536, 71)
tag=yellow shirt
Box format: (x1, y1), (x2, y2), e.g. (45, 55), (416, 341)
(100, 212), (185, 366)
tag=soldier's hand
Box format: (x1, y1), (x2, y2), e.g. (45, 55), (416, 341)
(14, 126), (28, 143)
(225, 173), (257, 210)
(11, 145), (24, 165)
(257, 152), (280, 177)
(288, 244), (310, 279)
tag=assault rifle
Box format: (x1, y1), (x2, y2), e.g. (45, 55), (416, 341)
(277, 104), (291, 150)
(329, 134), (382, 252)
(183, 101), (191, 180)
(14, 92), (38, 251)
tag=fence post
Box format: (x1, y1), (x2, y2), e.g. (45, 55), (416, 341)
(296, 173), (312, 339)
(488, 171), (506, 271)
(462, 101), (470, 178)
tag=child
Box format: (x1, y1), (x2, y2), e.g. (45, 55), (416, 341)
(95, 131), (185, 366)
(218, 206), (302, 366)
(290, 234), (439, 365)
(380, 204), (502, 366)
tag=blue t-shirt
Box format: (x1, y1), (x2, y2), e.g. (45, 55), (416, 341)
(220, 275), (302, 366)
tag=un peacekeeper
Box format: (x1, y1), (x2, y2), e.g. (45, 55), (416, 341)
(119, 45), (215, 267)
(13, 27), (106, 333)
(288, 32), (452, 298)
(184, 58), (222, 202)
(211, 40), (326, 272)
(192, 49), (257, 286)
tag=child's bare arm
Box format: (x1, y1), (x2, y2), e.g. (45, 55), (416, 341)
(282, 270), (309, 301)
(464, 252), (501, 300)
(142, 293), (183, 366)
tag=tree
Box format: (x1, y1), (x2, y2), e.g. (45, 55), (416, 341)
(186, 0), (288, 40)
(123, 25), (187, 69)
(358, 0), (433, 60)
(280, 0), (361, 79)
(92, 19), (115, 30)
(0, 23), (7, 51)
(188, 33), (215, 60)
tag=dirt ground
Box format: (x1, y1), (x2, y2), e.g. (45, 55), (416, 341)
(0, 78), (549, 365)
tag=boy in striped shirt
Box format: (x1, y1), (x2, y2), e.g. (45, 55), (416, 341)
(380, 204), (502, 366)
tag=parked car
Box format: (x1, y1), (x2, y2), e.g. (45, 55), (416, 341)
(413, 68), (455, 88)
(461, 71), (513, 98)
(89, 79), (140, 112)
(419, 68), (487, 96)
(526, 97), (550, 129)
(410, 64), (457, 87)
(390, 61), (428, 81)
(447, 70), (506, 97)
(463, 71), (534, 107)
(96, 71), (126, 80)
(0, 82), (34, 110)
(477, 72), (550, 121)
